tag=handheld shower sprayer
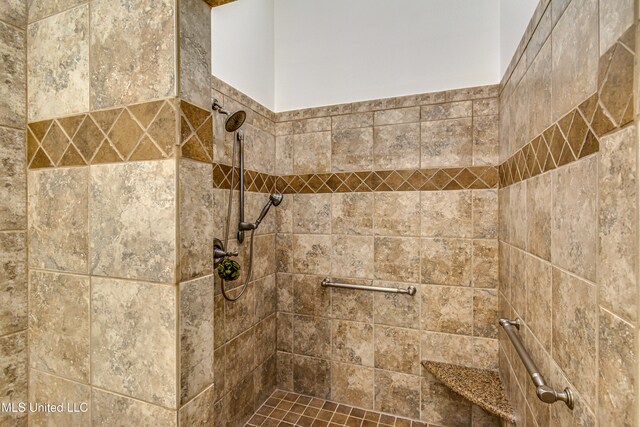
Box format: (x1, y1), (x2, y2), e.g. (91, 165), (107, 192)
(239, 193), (284, 231)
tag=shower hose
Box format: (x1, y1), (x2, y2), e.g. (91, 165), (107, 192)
(220, 132), (255, 301)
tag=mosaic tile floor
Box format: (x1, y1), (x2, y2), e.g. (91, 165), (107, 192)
(246, 390), (435, 427)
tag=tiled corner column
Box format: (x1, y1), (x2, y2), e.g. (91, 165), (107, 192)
(498, 1), (639, 426)
(0, 2), (28, 427)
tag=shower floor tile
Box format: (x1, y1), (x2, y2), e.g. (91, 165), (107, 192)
(246, 390), (433, 427)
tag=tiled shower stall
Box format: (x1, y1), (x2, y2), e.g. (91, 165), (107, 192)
(0, 0), (638, 426)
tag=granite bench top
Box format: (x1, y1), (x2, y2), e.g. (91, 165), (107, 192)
(421, 360), (515, 423)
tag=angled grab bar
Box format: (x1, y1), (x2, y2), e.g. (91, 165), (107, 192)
(499, 318), (574, 409)
(321, 278), (416, 296)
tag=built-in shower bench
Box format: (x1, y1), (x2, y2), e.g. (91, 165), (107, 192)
(421, 360), (516, 423)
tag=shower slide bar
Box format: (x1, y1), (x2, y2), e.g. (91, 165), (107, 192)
(499, 318), (574, 409)
(321, 278), (417, 296)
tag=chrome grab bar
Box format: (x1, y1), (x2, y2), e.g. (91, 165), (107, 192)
(321, 278), (416, 296)
(499, 318), (574, 409)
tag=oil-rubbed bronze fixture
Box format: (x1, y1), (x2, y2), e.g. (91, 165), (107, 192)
(499, 318), (574, 409)
(321, 278), (416, 296)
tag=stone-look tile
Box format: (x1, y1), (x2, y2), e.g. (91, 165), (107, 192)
(0, 130), (25, 231)
(293, 355), (331, 399)
(421, 285), (473, 334)
(332, 127), (374, 172)
(277, 351), (293, 391)
(92, 277), (177, 408)
(256, 275), (277, 321)
(331, 193), (373, 235)
(180, 160), (213, 281)
(374, 281), (420, 328)
(509, 181), (527, 250)
(0, 21), (25, 128)
(473, 337), (498, 370)
(331, 235), (374, 279)
(598, 309), (636, 427)
(332, 113), (373, 130)
(245, 124), (275, 175)
(498, 242), (510, 302)
(293, 132), (331, 174)
(472, 239), (498, 289)
(374, 192), (420, 236)
(548, 358), (597, 427)
(0, 332), (27, 427)
(373, 237), (420, 282)
(292, 234), (331, 275)
(292, 193), (331, 234)
(473, 99), (498, 117)
(27, 0), (85, 23)
(292, 274), (330, 317)
(331, 362), (374, 409)
(276, 233), (293, 273)
(275, 135), (293, 175)
(473, 115), (498, 166)
(179, 0), (211, 110)
(93, 388), (177, 427)
(526, 173), (551, 261)
(552, 155), (597, 282)
(498, 187), (510, 243)
(276, 313), (292, 353)
(331, 319), (373, 366)
(421, 331), (473, 367)
(332, 287), (373, 323)
(421, 238), (472, 287)
(277, 273), (293, 312)
(420, 372), (472, 426)
(254, 355), (277, 407)
(552, 268), (597, 408)
(599, 126), (637, 322)
(0, 232), (26, 336)
(29, 271), (89, 383)
(473, 289), (498, 339)
(525, 256), (552, 352)
(473, 190), (498, 239)
(225, 329), (254, 392)
(510, 247), (527, 319)
(180, 276), (214, 404)
(28, 167), (88, 273)
(255, 315), (276, 367)
(374, 370), (420, 419)
(374, 107), (420, 126)
(90, 0), (176, 109)
(374, 326), (420, 375)
(373, 123), (420, 170)
(27, 5), (89, 121)
(293, 315), (330, 359)
(223, 281), (255, 341)
(550, 0), (598, 120)
(213, 345), (225, 400)
(421, 118), (472, 167)
(29, 370), (90, 426)
(421, 191), (472, 238)
(90, 160), (176, 283)
(421, 102), (472, 121)
(529, 39), (553, 139)
(599, 0), (634, 54)
(0, 0), (26, 28)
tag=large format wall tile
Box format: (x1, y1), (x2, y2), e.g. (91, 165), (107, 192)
(28, 167), (88, 273)
(90, 0), (176, 109)
(91, 277), (177, 408)
(598, 0), (634, 54)
(93, 388), (177, 427)
(0, 128), (26, 229)
(331, 362), (374, 409)
(29, 369), (91, 427)
(179, 0), (211, 110)
(0, 232), (26, 336)
(550, 0), (598, 120)
(90, 160), (176, 283)
(0, 0), (26, 28)
(29, 270), (90, 383)
(0, 332), (27, 427)
(28, 0), (85, 23)
(27, 5), (89, 121)
(0, 21), (26, 128)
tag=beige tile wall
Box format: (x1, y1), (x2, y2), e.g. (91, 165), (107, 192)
(498, 1), (639, 426)
(272, 87), (502, 424)
(0, 1), (27, 426)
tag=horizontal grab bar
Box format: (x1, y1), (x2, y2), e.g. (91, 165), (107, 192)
(499, 318), (574, 409)
(321, 278), (416, 296)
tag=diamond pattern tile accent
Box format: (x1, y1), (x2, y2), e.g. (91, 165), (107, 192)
(180, 100), (213, 162)
(27, 99), (176, 168)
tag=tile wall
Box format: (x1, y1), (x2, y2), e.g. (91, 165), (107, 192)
(498, 0), (639, 426)
(0, 1), (27, 426)
(272, 85), (503, 425)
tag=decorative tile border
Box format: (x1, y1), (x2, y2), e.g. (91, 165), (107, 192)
(27, 99), (178, 168)
(180, 100), (214, 162)
(499, 25), (635, 188)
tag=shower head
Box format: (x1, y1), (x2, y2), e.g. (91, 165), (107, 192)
(212, 99), (246, 132)
(270, 193), (283, 206)
(225, 110), (246, 132)
(239, 193), (284, 231)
